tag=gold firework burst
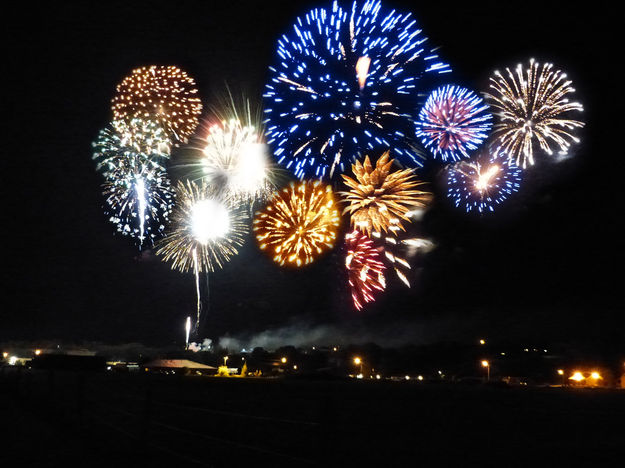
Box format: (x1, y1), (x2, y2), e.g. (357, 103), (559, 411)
(253, 180), (340, 267)
(341, 152), (431, 236)
(111, 65), (203, 144)
(156, 180), (247, 273)
(486, 59), (584, 168)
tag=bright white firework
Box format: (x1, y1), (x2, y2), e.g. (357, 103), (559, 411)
(92, 119), (173, 247)
(156, 180), (247, 274)
(486, 59), (584, 168)
(199, 120), (274, 203)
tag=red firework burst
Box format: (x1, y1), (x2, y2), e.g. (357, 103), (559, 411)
(345, 230), (386, 311)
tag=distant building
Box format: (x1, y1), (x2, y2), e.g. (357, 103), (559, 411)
(143, 359), (216, 375)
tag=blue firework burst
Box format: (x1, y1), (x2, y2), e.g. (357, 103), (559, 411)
(263, 0), (451, 180)
(416, 85), (492, 162)
(447, 149), (521, 213)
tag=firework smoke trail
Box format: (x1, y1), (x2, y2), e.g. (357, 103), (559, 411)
(415, 85), (492, 162)
(486, 59), (584, 168)
(447, 149), (522, 213)
(263, 0), (450, 180)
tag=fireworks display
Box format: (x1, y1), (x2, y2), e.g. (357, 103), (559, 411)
(345, 230), (386, 310)
(198, 119), (274, 203)
(486, 59), (584, 168)
(447, 149), (522, 213)
(92, 119), (173, 247)
(263, 0), (451, 180)
(111, 65), (203, 144)
(157, 180), (247, 273)
(254, 181), (340, 267)
(415, 85), (492, 162)
(372, 229), (434, 287)
(341, 152), (431, 236)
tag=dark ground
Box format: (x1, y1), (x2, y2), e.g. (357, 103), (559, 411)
(1, 368), (623, 467)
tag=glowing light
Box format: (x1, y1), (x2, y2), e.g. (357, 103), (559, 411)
(590, 372), (602, 380)
(92, 118), (174, 248)
(9, 356), (18, 366)
(557, 369), (564, 376)
(111, 65), (202, 144)
(356, 56), (371, 90)
(2, 352), (7, 359)
(486, 59), (584, 168)
(198, 119), (274, 203)
(185, 316), (191, 350)
(191, 199), (230, 244)
(416, 85), (492, 162)
(253, 181), (340, 267)
(481, 360), (489, 367)
(156, 180), (247, 273)
(281, 357), (287, 364)
(263, 0), (450, 179)
(479, 339), (486, 345)
(354, 357), (362, 365)
(341, 152), (431, 236)
(447, 148), (522, 213)
(34, 349), (41, 356)
(345, 230), (386, 310)
(569, 371), (585, 382)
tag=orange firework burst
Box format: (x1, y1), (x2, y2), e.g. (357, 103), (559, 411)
(253, 180), (340, 267)
(341, 152), (431, 236)
(345, 230), (386, 311)
(111, 65), (202, 143)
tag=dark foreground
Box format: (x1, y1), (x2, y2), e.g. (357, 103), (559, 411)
(1, 368), (623, 467)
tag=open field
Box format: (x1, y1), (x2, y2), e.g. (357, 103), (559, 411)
(1, 368), (624, 467)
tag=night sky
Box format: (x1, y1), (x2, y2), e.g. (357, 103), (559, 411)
(4, 1), (621, 350)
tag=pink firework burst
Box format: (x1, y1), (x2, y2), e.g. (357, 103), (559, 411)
(345, 230), (386, 311)
(416, 85), (492, 162)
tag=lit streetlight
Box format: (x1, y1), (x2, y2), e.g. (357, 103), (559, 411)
(281, 357), (287, 364)
(481, 360), (490, 381)
(353, 357), (363, 376)
(223, 356), (229, 367)
(35, 349), (42, 356)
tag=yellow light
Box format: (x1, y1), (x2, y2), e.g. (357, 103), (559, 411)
(417, 375), (424, 381)
(281, 357), (287, 364)
(479, 339), (486, 345)
(356, 56), (372, 90)
(254, 181), (339, 267)
(590, 372), (602, 380)
(35, 349), (42, 356)
(2, 352), (8, 359)
(557, 369), (564, 375)
(293, 365), (297, 370)
(354, 357), (362, 365)
(569, 371), (585, 382)
(481, 360), (489, 367)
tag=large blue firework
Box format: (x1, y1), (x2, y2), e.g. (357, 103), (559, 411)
(447, 149), (521, 213)
(92, 119), (174, 248)
(263, 0), (451, 180)
(415, 85), (492, 162)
